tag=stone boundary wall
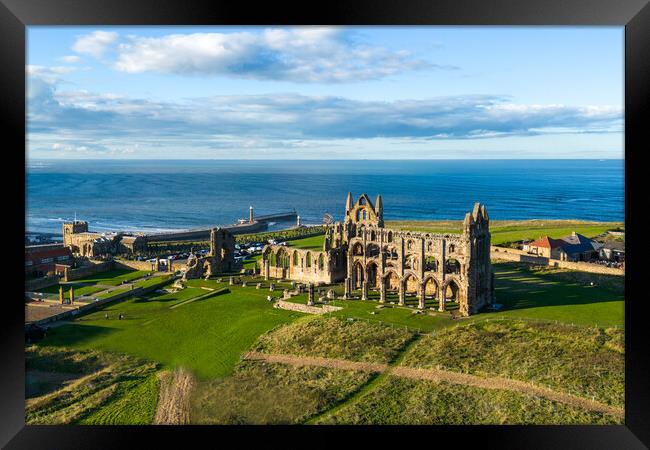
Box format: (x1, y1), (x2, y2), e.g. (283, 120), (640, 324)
(274, 299), (342, 315)
(32, 276), (175, 326)
(25, 275), (60, 292)
(64, 260), (115, 281)
(115, 259), (156, 272)
(490, 246), (624, 276)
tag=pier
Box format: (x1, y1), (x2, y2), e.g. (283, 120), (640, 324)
(144, 208), (298, 243)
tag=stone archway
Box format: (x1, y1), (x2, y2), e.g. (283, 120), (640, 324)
(366, 261), (378, 288)
(440, 278), (461, 311)
(384, 271), (400, 291)
(423, 277), (439, 298)
(403, 273), (419, 294)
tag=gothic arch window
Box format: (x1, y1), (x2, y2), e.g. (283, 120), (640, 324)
(407, 240), (413, 251)
(306, 252), (312, 267)
(449, 244), (455, 253)
(356, 210), (360, 221)
(387, 231), (393, 243)
(427, 241), (433, 252)
(293, 251), (299, 266)
(424, 256), (437, 272)
(353, 242), (364, 256)
(318, 253), (325, 270)
(445, 258), (460, 274)
(370, 230), (376, 241)
(362, 210), (367, 221)
(367, 243), (380, 257)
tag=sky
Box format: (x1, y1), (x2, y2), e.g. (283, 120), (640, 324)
(27, 26), (624, 160)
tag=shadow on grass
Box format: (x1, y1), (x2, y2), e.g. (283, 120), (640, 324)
(42, 323), (115, 348)
(493, 263), (623, 312)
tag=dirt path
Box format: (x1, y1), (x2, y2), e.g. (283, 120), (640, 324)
(154, 368), (194, 425)
(243, 351), (623, 419)
(244, 352), (386, 373)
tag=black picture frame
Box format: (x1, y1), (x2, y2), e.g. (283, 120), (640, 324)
(2, 0), (648, 448)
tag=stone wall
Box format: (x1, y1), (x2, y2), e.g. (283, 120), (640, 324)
(490, 246), (624, 276)
(64, 260), (115, 281)
(273, 300), (342, 315)
(32, 276), (174, 326)
(115, 259), (157, 272)
(25, 275), (60, 292)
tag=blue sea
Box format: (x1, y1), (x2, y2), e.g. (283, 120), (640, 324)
(26, 160), (624, 235)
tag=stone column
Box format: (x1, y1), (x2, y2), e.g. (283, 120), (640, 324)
(418, 284), (426, 309)
(69, 286), (75, 305)
(168, 259), (173, 273)
(307, 283), (315, 306)
(361, 281), (368, 301)
(264, 261), (270, 280)
(439, 286), (446, 311)
(398, 282), (405, 306)
(229, 276), (234, 285)
(344, 277), (352, 299)
(155, 258), (161, 272)
(379, 279), (386, 303)
(59, 286), (64, 304)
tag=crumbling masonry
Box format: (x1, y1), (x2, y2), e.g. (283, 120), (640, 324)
(261, 193), (494, 316)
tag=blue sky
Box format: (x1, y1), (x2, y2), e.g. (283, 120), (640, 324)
(27, 26), (624, 159)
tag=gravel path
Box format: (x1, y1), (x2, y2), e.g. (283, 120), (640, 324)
(243, 351), (623, 419)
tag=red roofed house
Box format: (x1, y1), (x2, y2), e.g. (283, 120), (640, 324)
(523, 236), (566, 259)
(25, 244), (73, 278)
(523, 232), (602, 262)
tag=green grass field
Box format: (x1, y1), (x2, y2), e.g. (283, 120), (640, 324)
(286, 235), (326, 250)
(191, 361), (371, 424)
(28, 251), (625, 425)
(316, 376), (617, 425)
(401, 320), (624, 407)
(41, 281), (304, 379)
(34, 269), (153, 297)
(253, 315), (414, 364)
(488, 262), (623, 327)
(25, 346), (159, 425)
(385, 219), (623, 245)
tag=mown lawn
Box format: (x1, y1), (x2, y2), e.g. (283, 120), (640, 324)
(286, 235), (325, 250)
(487, 262), (624, 328)
(34, 269), (152, 296)
(41, 281), (303, 379)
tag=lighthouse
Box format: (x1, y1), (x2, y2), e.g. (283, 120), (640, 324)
(249, 206), (254, 224)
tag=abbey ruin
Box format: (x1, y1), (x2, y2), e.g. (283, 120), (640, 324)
(261, 193), (495, 316)
(182, 227), (239, 280)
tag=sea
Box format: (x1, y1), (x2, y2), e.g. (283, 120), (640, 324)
(26, 159), (624, 236)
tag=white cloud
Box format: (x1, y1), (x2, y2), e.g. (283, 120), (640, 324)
(72, 31), (119, 58)
(59, 55), (81, 63)
(112, 28), (438, 82)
